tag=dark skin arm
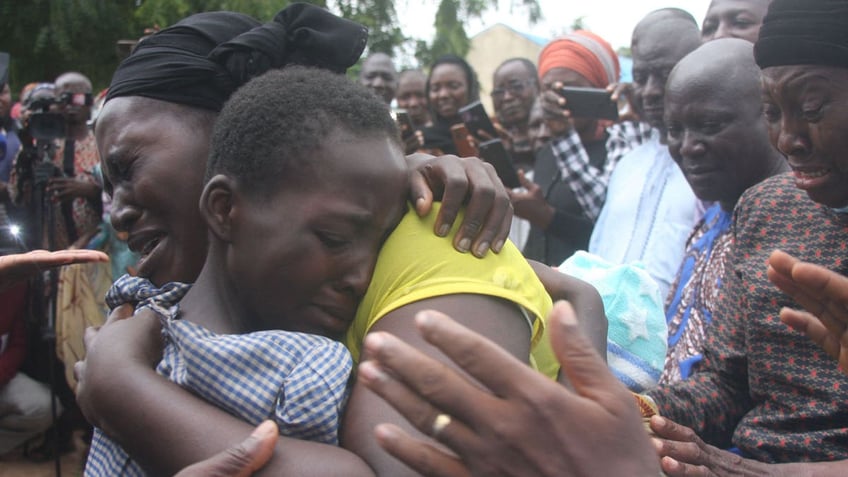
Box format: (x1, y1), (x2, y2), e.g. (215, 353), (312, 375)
(46, 176), (101, 202)
(651, 415), (848, 477)
(341, 294), (533, 476)
(174, 420), (278, 477)
(528, 259), (607, 360)
(0, 249), (108, 291)
(75, 307), (375, 477)
(407, 153), (512, 257)
(75, 155), (512, 474)
(359, 302), (660, 477)
(77, 295), (530, 476)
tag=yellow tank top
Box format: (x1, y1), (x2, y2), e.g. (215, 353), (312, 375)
(345, 204), (558, 379)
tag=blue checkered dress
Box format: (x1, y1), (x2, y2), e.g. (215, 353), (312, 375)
(85, 275), (353, 476)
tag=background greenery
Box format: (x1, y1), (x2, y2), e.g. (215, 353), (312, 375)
(0, 0), (541, 95)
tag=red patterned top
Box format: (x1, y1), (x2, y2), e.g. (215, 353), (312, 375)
(648, 173), (848, 463)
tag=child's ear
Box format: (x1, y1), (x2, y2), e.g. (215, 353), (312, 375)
(200, 174), (236, 242)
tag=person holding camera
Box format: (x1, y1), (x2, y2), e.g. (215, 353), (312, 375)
(10, 72), (101, 252)
(513, 31), (652, 267)
(46, 72), (102, 249)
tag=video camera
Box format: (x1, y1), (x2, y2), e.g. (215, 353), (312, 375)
(24, 91), (93, 141)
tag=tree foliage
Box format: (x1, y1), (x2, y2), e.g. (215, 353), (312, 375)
(132, 0), (327, 32)
(0, 0), (540, 95)
(337, 0), (403, 56)
(415, 0), (541, 67)
(0, 0), (138, 92)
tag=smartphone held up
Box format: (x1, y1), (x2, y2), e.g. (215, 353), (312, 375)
(557, 86), (619, 120)
(391, 108), (416, 141)
(454, 101), (521, 189)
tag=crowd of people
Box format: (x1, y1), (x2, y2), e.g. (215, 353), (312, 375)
(1, 0), (847, 475)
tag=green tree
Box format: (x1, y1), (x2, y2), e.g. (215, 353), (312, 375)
(0, 0), (332, 93)
(0, 0), (542, 95)
(337, 0), (403, 56)
(0, 0), (138, 92)
(570, 15), (586, 31)
(415, 0), (542, 67)
(132, 0), (327, 33)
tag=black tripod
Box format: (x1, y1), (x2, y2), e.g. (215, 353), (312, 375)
(24, 136), (65, 477)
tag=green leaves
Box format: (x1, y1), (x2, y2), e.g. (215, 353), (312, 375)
(415, 0), (540, 68)
(0, 0), (540, 94)
(0, 0), (138, 91)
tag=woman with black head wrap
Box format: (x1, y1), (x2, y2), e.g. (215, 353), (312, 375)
(75, 4), (528, 476)
(105, 5), (366, 111)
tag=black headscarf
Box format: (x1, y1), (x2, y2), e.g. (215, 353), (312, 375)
(754, 0), (848, 69)
(106, 3), (368, 111)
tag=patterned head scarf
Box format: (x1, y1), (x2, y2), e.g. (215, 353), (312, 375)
(538, 30), (620, 87)
(105, 3), (368, 111)
(754, 0), (848, 69)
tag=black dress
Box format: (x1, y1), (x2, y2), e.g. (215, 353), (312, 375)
(521, 137), (608, 266)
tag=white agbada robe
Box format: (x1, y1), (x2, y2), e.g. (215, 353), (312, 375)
(588, 132), (697, 299)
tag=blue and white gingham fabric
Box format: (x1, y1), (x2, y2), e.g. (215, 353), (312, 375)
(85, 275), (353, 476)
(551, 121), (654, 222)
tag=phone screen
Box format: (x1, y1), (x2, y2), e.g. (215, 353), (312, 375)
(459, 100), (498, 141)
(557, 86), (619, 120)
(478, 138), (520, 188)
(450, 124), (479, 158)
(392, 109), (416, 140)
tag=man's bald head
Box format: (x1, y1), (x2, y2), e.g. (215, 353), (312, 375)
(630, 9), (701, 132)
(664, 38), (783, 210)
(633, 8), (699, 41)
(667, 38), (762, 104)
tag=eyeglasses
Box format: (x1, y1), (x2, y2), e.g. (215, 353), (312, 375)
(490, 79), (535, 100)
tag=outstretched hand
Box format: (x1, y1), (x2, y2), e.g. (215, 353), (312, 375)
(407, 153), (512, 257)
(650, 415), (769, 477)
(174, 421), (278, 477)
(767, 249), (848, 373)
(0, 249), (109, 291)
(47, 177), (101, 202)
(358, 301), (660, 477)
